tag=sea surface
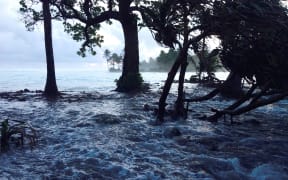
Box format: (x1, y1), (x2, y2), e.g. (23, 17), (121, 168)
(0, 69), (287, 179)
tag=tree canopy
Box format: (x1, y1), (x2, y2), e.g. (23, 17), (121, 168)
(104, 49), (123, 71)
(184, 0), (288, 121)
(211, 0), (288, 89)
(141, 0), (214, 121)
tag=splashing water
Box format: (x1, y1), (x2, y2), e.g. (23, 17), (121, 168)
(0, 70), (287, 179)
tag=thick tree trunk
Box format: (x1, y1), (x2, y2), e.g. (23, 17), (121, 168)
(43, 1), (58, 96)
(116, 1), (141, 92)
(220, 72), (243, 98)
(121, 17), (139, 76)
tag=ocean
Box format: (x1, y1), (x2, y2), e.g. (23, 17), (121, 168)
(0, 69), (287, 179)
(0, 69), (197, 92)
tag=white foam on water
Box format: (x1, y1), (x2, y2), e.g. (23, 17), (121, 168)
(250, 164), (288, 180)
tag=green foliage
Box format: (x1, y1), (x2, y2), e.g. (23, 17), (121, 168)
(58, 0), (107, 57)
(63, 22), (103, 57)
(19, 0), (61, 31)
(141, 0), (210, 48)
(156, 49), (178, 65)
(104, 49), (111, 59)
(19, 0), (105, 57)
(19, 0), (43, 31)
(116, 73), (144, 92)
(211, 0), (288, 88)
(104, 49), (123, 71)
(194, 49), (222, 75)
(140, 49), (200, 72)
(154, 49), (196, 71)
(55, 0), (153, 57)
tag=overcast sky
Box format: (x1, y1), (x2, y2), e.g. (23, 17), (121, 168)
(0, 1), (165, 70)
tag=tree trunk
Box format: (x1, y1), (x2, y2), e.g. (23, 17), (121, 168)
(175, 52), (188, 117)
(220, 72), (243, 98)
(121, 17), (139, 76)
(43, 0), (58, 96)
(116, 2), (141, 92)
(157, 45), (189, 122)
(157, 61), (181, 122)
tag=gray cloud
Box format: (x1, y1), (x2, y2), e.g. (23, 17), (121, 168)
(0, 1), (164, 70)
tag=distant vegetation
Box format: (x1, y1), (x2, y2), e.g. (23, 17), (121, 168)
(140, 49), (197, 72)
(104, 49), (123, 72)
(104, 48), (222, 73)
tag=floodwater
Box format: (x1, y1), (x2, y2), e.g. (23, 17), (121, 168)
(0, 70), (287, 179)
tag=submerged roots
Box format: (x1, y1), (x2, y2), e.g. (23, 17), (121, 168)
(1, 119), (37, 152)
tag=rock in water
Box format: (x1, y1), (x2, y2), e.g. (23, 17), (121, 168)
(164, 127), (182, 138)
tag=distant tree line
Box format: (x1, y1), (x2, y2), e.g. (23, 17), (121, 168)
(105, 48), (222, 73)
(140, 49), (198, 72)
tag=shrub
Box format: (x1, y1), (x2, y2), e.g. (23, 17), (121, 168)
(1, 119), (37, 152)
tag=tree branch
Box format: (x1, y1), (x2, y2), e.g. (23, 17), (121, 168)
(58, 1), (87, 23)
(88, 11), (120, 25)
(223, 91), (288, 116)
(185, 88), (220, 102)
(55, 1), (120, 25)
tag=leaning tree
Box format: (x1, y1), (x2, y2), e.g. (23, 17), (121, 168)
(20, 0), (59, 96)
(142, 0), (213, 122)
(186, 0), (288, 121)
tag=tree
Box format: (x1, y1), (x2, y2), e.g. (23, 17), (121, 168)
(186, 0), (288, 121)
(20, 0), (59, 96)
(190, 48), (222, 83)
(103, 49), (111, 60)
(156, 49), (178, 64)
(104, 49), (123, 71)
(53, 0), (156, 92)
(155, 49), (178, 71)
(142, 0), (212, 121)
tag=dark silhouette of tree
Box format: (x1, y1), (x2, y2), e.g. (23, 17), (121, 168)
(142, 0), (212, 122)
(104, 49), (123, 72)
(42, 0), (58, 96)
(190, 48), (222, 83)
(20, 0), (59, 96)
(52, 0), (157, 92)
(139, 50), (197, 72)
(104, 49), (111, 61)
(186, 0), (288, 121)
(156, 49), (178, 65)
